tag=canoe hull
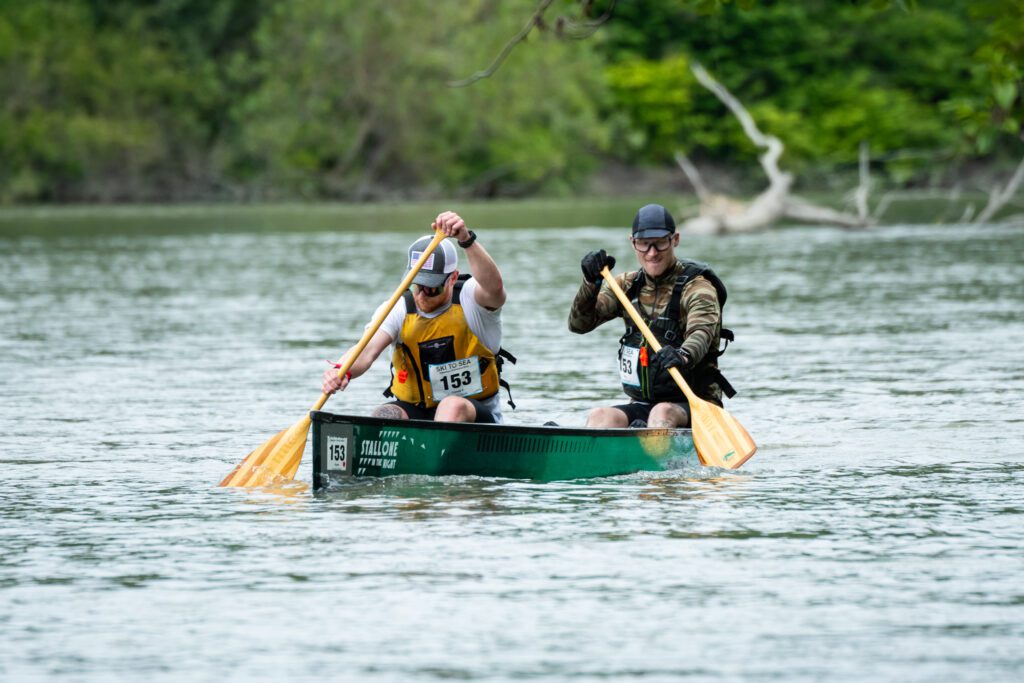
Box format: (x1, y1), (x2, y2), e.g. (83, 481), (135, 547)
(311, 411), (697, 489)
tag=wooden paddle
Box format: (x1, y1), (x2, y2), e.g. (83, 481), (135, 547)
(219, 228), (448, 487)
(600, 266), (757, 469)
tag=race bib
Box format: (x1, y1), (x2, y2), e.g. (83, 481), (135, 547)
(429, 356), (484, 399)
(619, 346), (641, 386)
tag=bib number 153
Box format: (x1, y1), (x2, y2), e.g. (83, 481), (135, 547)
(619, 346), (641, 387)
(429, 356), (484, 399)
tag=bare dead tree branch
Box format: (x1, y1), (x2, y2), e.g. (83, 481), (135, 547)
(559, 0), (617, 38)
(449, 0), (616, 87)
(854, 141), (871, 222)
(997, 211), (1024, 225)
(974, 154), (1024, 224)
(449, 0), (555, 87)
(873, 188), (963, 223)
(681, 61), (870, 234)
(690, 62), (789, 189)
(784, 197), (872, 229)
(673, 152), (711, 203)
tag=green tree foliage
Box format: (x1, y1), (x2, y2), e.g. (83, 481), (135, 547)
(228, 0), (609, 199)
(0, 2), (192, 201)
(602, 0), (985, 181)
(0, 0), (265, 202)
(0, 0), (608, 202)
(943, 0), (1024, 155)
(0, 0), (1019, 202)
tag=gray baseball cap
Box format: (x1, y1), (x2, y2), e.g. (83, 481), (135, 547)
(632, 203), (676, 239)
(407, 235), (458, 287)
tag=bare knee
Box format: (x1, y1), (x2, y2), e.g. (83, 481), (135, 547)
(586, 406), (629, 428)
(648, 402), (689, 428)
(372, 404), (409, 420)
(435, 396), (476, 422)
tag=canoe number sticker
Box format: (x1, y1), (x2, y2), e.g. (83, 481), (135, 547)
(428, 356), (483, 399)
(619, 346), (641, 387)
(326, 435), (349, 472)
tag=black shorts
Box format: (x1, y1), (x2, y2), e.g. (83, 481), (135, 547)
(384, 397), (498, 424)
(612, 400), (690, 427)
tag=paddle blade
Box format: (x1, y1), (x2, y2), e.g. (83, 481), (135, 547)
(218, 427), (288, 487)
(217, 229), (445, 488)
(281, 445), (305, 481)
(235, 416), (312, 487)
(689, 400), (757, 469)
(219, 416), (311, 487)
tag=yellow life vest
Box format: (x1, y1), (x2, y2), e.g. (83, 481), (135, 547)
(388, 290), (500, 408)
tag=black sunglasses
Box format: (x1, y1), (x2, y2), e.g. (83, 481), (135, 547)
(412, 283), (445, 297)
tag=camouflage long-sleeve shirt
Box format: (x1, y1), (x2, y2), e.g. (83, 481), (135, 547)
(569, 260), (723, 402)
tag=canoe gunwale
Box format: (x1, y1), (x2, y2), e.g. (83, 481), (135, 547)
(310, 411), (692, 439)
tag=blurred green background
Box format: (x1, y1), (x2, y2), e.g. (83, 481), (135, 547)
(1, 0), (1020, 205)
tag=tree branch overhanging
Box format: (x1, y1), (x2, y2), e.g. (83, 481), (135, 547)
(449, 0), (616, 88)
(974, 153), (1024, 224)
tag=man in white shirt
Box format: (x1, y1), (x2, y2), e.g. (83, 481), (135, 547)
(322, 210), (508, 423)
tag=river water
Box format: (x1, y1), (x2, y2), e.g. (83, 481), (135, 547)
(1, 210), (1022, 681)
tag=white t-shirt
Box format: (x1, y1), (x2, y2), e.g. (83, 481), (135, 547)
(372, 277), (505, 421)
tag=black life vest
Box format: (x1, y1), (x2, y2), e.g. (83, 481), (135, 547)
(617, 259), (736, 403)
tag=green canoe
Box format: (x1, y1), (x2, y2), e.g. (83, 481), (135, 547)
(311, 411), (698, 490)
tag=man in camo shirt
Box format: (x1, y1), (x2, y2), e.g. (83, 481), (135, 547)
(569, 204), (734, 429)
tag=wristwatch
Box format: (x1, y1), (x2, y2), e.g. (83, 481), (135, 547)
(458, 230), (477, 249)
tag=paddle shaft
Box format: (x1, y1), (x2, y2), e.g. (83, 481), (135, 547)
(219, 227), (447, 487)
(600, 265), (757, 469)
(314, 228), (449, 412)
(599, 266), (698, 405)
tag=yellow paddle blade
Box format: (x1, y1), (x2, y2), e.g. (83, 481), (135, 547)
(219, 416), (311, 488)
(281, 440), (306, 481)
(234, 416), (312, 488)
(689, 399), (757, 469)
(600, 266), (757, 470)
(279, 453), (302, 482)
(218, 427), (288, 487)
(218, 228), (447, 488)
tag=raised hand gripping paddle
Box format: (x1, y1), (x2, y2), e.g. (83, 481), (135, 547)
(218, 228), (448, 487)
(600, 266), (756, 469)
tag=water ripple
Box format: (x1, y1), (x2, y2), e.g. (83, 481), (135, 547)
(1, 223), (1022, 681)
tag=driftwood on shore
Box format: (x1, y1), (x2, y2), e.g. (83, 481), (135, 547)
(972, 155), (1024, 225)
(676, 63), (871, 235)
(678, 62), (1024, 232)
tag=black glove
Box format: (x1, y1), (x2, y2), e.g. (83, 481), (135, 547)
(581, 250), (616, 284)
(656, 345), (690, 371)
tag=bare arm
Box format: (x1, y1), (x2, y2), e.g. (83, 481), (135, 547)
(322, 328), (395, 394)
(434, 210), (506, 310)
